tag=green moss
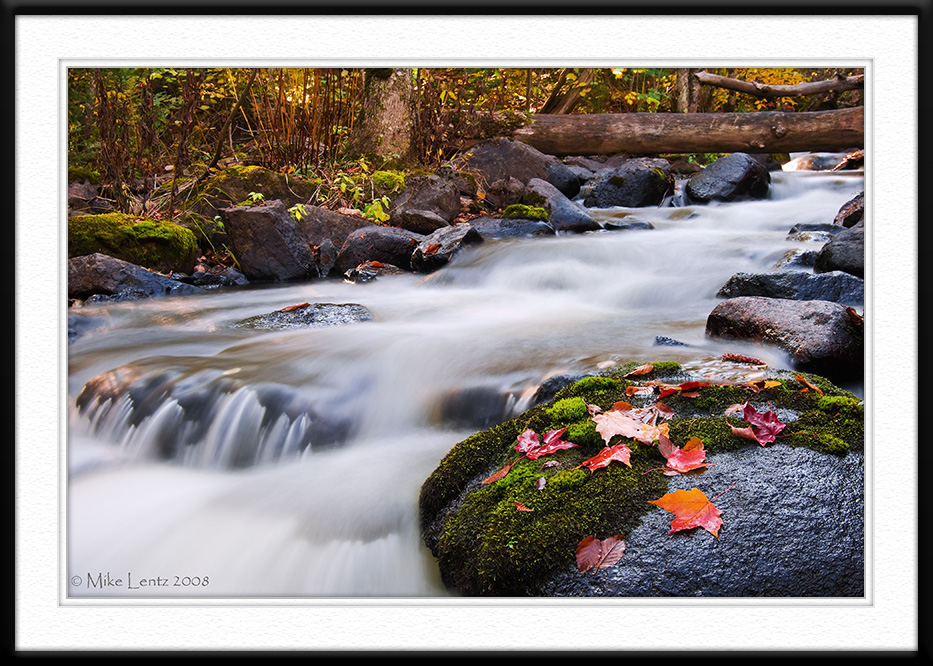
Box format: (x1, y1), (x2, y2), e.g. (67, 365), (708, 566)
(68, 212), (198, 272)
(502, 204), (549, 222)
(370, 170), (406, 194)
(420, 361), (865, 595)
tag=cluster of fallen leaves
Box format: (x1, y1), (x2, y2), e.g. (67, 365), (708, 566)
(478, 362), (821, 576)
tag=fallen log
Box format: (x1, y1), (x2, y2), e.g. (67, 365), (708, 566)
(513, 107), (863, 156)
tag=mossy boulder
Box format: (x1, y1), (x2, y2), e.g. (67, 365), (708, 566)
(68, 212), (199, 273)
(419, 361), (864, 596)
(181, 165), (318, 220)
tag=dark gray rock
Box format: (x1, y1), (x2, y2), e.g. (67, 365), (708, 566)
(531, 374), (587, 405)
(343, 261), (407, 283)
(541, 443), (863, 597)
(684, 152), (771, 204)
(814, 221), (864, 278)
(294, 204), (376, 256)
(454, 137), (580, 199)
(523, 178), (601, 233)
(233, 302), (373, 330)
(411, 224), (484, 273)
(332, 225), (425, 275)
(583, 157), (673, 208)
(435, 385), (517, 430)
(68, 252), (203, 301)
(604, 216), (655, 231)
(485, 176), (526, 210)
(387, 173), (464, 229)
(717, 270), (864, 305)
(220, 200), (318, 282)
(774, 248), (819, 270)
(706, 296), (864, 381)
(470, 216), (555, 240)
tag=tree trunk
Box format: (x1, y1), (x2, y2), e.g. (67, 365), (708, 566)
(512, 107), (863, 156)
(673, 68), (700, 113)
(350, 68), (419, 168)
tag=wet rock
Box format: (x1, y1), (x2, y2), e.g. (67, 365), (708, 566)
(774, 248), (819, 270)
(435, 385), (517, 429)
(220, 200), (318, 282)
(68, 252), (203, 301)
(833, 191), (864, 227)
(419, 363), (863, 596)
(583, 157), (673, 208)
(706, 296), (863, 380)
(343, 260), (407, 283)
(814, 220), (864, 278)
(604, 215), (655, 231)
(717, 270), (863, 305)
(531, 374), (587, 405)
(654, 336), (690, 347)
(485, 176), (526, 210)
(233, 302), (373, 330)
(684, 152), (771, 204)
(387, 173), (462, 232)
(411, 224), (484, 273)
(469, 216), (556, 240)
(453, 137), (581, 199)
(523, 178), (601, 233)
(293, 204), (376, 265)
(332, 225), (425, 275)
(782, 152), (851, 171)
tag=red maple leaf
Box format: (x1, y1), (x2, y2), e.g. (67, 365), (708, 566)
(664, 437), (709, 474)
(525, 428), (580, 460)
(575, 534), (626, 573)
(729, 403), (786, 446)
(648, 484), (734, 538)
(578, 442), (633, 471)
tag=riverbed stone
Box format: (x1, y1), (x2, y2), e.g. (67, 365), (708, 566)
(814, 220), (864, 278)
(582, 157), (673, 208)
(387, 173), (463, 230)
(332, 225), (425, 274)
(705, 296), (864, 381)
(523, 178), (601, 233)
(233, 302), (373, 330)
(68, 252), (203, 301)
(716, 270), (864, 305)
(684, 152), (771, 204)
(411, 224), (484, 273)
(469, 216), (556, 239)
(454, 137), (581, 199)
(220, 200), (319, 282)
(419, 361), (863, 597)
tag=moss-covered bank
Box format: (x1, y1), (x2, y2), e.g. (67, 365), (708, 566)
(68, 212), (199, 273)
(418, 361), (863, 596)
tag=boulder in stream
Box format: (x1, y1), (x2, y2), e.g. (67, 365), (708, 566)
(716, 270), (864, 305)
(684, 152), (771, 204)
(453, 137), (581, 199)
(582, 157), (674, 208)
(68, 252), (203, 302)
(233, 302), (373, 330)
(419, 361), (863, 597)
(705, 296), (864, 381)
(814, 220), (864, 279)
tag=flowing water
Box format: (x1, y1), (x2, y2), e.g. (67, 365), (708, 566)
(66, 168), (864, 598)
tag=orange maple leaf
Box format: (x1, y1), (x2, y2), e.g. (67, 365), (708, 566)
(648, 484), (734, 538)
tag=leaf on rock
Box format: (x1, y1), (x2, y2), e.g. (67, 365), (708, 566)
(481, 462), (514, 485)
(575, 534), (626, 574)
(279, 302), (310, 312)
(624, 363), (654, 377)
(514, 501), (534, 512)
(513, 429), (540, 455)
(593, 408), (668, 446)
(722, 353), (766, 365)
(648, 487), (726, 537)
(747, 379), (782, 393)
(664, 438), (709, 474)
(525, 428), (580, 459)
(795, 373), (823, 395)
(740, 403), (786, 446)
(578, 442), (633, 471)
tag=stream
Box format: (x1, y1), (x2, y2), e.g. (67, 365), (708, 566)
(66, 167), (864, 598)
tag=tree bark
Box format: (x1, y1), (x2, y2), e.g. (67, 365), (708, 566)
(513, 107), (863, 156)
(350, 68), (419, 168)
(673, 68), (700, 113)
(693, 71), (863, 99)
